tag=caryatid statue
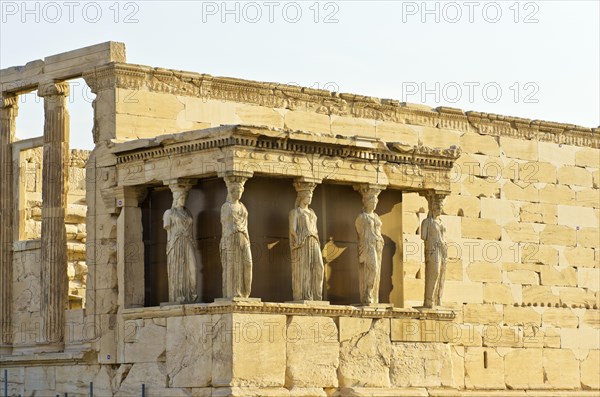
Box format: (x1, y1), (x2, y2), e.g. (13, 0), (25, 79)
(355, 185), (384, 305)
(420, 193), (447, 308)
(289, 181), (324, 301)
(220, 174), (253, 299)
(163, 181), (199, 304)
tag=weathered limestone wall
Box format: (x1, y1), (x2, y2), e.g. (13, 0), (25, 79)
(2, 45), (597, 396)
(16, 148), (89, 301)
(2, 304), (598, 396)
(1, 306), (457, 396)
(78, 62), (599, 393)
(10, 148), (90, 352)
(399, 131), (599, 391)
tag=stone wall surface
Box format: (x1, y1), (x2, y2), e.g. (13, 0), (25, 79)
(2, 309), (600, 395)
(1, 43), (598, 396)
(15, 148), (89, 307)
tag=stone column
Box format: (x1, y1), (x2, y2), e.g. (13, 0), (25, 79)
(419, 191), (448, 309)
(0, 94), (18, 353)
(218, 172), (254, 301)
(354, 184), (386, 306)
(38, 82), (70, 347)
(163, 179), (199, 303)
(289, 179), (326, 302)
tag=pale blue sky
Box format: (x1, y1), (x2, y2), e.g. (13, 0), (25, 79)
(1, 0), (598, 149)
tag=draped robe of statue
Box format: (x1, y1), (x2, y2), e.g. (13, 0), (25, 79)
(420, 213), (447, 307)
(163, 206), (198, 303)
(355, 211), (384, 304)
(220, 200), (252, 298)
(289, 207), (324, 301)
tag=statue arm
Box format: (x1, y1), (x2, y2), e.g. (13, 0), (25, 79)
(355, 215), (364, 242)
(441, 223), (448, 259)
(289, 210), (298, 248)
(355, 215), (365, 258)
(420, 218), (428, 241)
(221, 203), (231, 226)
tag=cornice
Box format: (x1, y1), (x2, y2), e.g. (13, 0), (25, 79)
(84, 62), (599, 148)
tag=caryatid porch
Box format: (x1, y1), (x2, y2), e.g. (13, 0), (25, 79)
(110, 124), (460, 308)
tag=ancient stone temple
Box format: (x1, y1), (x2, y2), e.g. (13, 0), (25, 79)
(0, 42), (599, 396)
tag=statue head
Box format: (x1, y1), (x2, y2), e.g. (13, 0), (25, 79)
(428, 193), (445, 218)
(359, 186), (382, 213)
(293, 181), (316, 208)
(171, 186), (189, 209)
(224, 175), (247, 202)
(296, 190), (313, 208)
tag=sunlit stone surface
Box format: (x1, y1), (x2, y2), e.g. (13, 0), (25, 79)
(0, 42), (598, 396)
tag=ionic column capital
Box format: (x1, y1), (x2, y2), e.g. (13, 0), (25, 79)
(0, 93), (18, 109)
(37, 81), (70, 98)
(0, 94), (18, 124)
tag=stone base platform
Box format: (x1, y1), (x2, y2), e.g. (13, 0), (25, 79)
(122, 301), (456, 321)
(286, 300), (331, 306)
(214, 297), (263, 304)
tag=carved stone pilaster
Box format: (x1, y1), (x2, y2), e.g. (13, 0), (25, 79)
(0, 94), (18, 352)
(38, 82), (70, 346)
(115, 186), (148, 308)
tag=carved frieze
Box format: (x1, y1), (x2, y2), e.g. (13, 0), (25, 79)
(82, 63), (599, 148)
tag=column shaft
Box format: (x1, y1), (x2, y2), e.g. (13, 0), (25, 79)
(0, 94), (18, 351)
(39, 82), (70, 345)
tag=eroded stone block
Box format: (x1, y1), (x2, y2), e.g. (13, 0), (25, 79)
(390, 342), (453, 388)
(338, 318), (391, 388)
(464, 347), (504, 390)
(461, 218), (501, 241)
(212, 313), (286, 388)
(286, 316), (339, 388)
(581, 350), (600, 389)
(504, 348), (544, 389)
(463, 303), (502, 324)
(504, 306), (541, 326)
(166, 314), (212, 388)
(543, 349), (580, 389)
(467, 262), (502, 283)
(483, 283), (514, 305)
(557, 165), (593, 187)
(124, 318), (166, 364)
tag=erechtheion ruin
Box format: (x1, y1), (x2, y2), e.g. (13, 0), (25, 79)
(0, 42), (598, 396)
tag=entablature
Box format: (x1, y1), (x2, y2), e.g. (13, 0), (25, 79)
(112, 125), (461, 193)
